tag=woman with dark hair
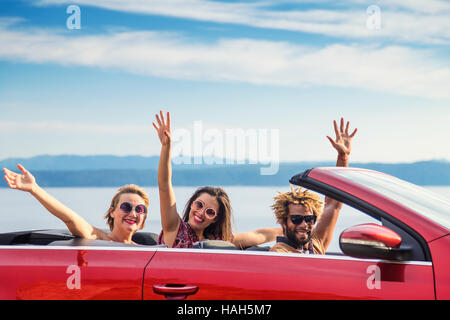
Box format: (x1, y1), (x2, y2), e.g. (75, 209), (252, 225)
(153, 111), (282, 249)
(3, 165), (149, 244)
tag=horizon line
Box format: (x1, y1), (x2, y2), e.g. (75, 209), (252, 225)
(0, 154), (448, 165)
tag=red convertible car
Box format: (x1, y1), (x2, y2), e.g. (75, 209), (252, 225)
(0, 167), (449, 300)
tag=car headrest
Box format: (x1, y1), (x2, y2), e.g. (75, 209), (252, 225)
(192, 240), (239, 250)
(132, 232), (159, 245)
(245, 245), (271, 251)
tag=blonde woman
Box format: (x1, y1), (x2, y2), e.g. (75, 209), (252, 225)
(3, 164), (149, 244)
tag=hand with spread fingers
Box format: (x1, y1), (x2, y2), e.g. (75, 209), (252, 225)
(152, 110), (172, 146)
(3, 164), (36, 193)
(326, 117), (358, 158)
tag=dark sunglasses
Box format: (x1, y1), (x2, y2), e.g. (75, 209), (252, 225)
(192, 199), (217, 220)
(119, 202), (148, 215)
(290, 215), (317, 225)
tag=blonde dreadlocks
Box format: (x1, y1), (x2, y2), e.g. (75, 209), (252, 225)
(272, 185), (323, 225)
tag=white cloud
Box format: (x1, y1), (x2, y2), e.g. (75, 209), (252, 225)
(363, 0), (450, 14)
(33, 0), (450, 44)
(0, 20), (448, 99)
(0, 121), (151, 135)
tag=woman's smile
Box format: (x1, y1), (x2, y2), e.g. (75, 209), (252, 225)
(123, 217), (137, 225)
(193, 213), (204, 224)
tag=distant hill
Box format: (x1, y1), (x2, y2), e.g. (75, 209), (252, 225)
(0, 155), (449, 187)
(0, 154), (244, 171)
(0, 155), (161, 171)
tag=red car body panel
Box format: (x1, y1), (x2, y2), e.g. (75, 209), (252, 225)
(428, 235), (450, 299)
(0, 247), (156, 300)
(307, 168), (447, 241)
(143, 249), (434, 300)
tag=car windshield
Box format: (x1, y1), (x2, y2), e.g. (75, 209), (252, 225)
(332, 169), (450, 230)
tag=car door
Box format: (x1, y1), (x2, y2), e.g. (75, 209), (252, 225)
(142, 247), (434, 300)
(0, 245), (157, 300)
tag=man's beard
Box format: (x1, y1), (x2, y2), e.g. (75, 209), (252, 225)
(285, 226), (312, 249)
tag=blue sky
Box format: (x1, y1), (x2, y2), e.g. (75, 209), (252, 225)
(0, 0), (449, 163)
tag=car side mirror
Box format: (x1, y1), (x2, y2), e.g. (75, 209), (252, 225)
(339, 223), (412, 261)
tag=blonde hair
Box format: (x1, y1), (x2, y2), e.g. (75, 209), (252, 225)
(104, 184), (150, 231)
(272, 185), (323, 225)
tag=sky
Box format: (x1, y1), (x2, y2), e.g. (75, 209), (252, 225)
(0, 0), (449, 164)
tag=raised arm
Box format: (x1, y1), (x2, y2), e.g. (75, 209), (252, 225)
(314, 117), (357, 251)
(3, 164), (104, 239)
(153, 111), (181, 245)
(232, 227), (283, 249)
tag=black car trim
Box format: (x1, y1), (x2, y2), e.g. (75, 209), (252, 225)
(0, 229), (159, 246)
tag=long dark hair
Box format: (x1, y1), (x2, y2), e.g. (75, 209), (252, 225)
(182, 186), (233, 241)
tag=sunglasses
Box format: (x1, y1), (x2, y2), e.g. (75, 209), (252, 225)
(191, 199), (217, 220)
(119, 202), (148, 215)
(290, 215), (317, 225)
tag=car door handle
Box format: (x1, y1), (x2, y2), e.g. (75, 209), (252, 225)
(152, 284), (199, 300)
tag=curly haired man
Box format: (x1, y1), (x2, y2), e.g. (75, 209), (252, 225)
(270, 117), (357, 254)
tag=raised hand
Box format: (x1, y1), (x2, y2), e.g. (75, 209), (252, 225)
(152, 110), (171, 146)
(326, 117), (357, 157)
(3, 164), (37, 193)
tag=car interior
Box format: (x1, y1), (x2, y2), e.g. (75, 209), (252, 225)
(0, 229), (275, 251)
(0, 229), (160, 247)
